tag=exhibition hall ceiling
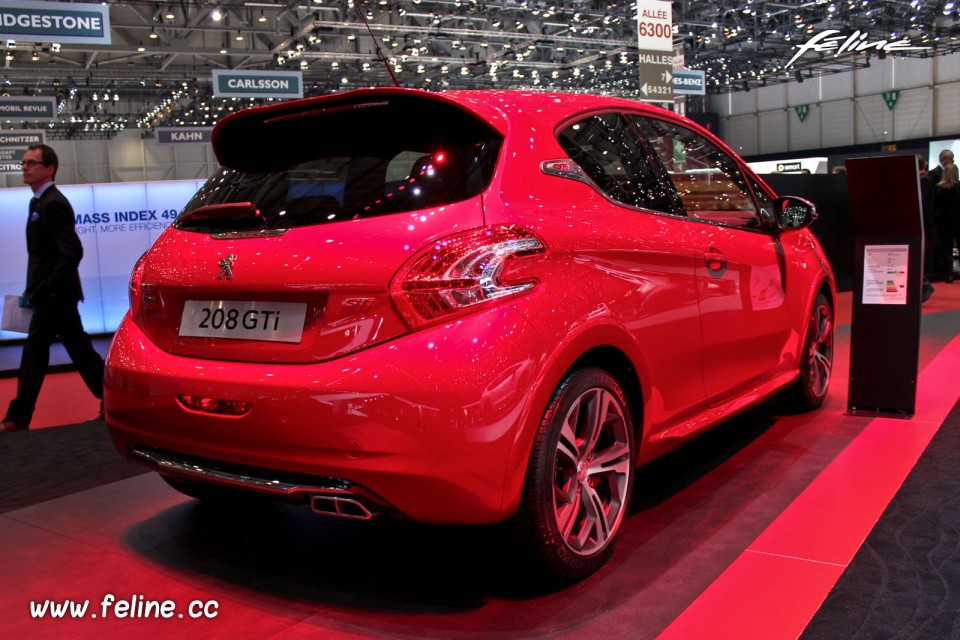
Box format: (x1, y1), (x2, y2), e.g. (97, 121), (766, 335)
(5, 0), (960, 138)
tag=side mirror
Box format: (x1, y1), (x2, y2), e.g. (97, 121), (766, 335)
(774, 195), (818, 230)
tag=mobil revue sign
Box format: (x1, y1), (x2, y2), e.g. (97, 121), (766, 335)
(0, 0), (110, 45)
(212, 70), (303, 99)
(0, 96), (56, 120)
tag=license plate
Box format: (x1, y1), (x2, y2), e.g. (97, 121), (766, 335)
(179, 300), (307, 343)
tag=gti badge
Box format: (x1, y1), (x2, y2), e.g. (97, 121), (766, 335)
(217, 254), (237, 280)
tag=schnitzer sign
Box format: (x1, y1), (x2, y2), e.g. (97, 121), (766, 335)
(787, 29), (931, 67)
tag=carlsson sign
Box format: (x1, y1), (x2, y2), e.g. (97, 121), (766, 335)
(787, 29), (931, 67)
(211, 70), (303, 99)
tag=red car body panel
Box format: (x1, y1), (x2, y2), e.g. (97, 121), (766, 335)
(105, 88), (835, 525)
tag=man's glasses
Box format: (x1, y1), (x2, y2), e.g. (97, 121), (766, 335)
(19, 160), (45, 169)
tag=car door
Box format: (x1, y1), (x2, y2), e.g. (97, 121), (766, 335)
(553, 112), (708, 434)
(629, 116), (792, 407)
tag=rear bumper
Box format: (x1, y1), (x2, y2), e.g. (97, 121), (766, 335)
(104, 305), (556, 524)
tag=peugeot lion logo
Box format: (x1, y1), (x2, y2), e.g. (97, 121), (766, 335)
(217, 254), (237, 280)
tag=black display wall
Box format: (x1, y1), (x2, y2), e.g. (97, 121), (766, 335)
(764, 173), (854, 292)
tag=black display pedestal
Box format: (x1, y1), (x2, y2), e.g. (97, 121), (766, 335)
(845, 155), (923, 417)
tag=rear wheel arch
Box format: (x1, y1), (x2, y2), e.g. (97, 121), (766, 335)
(566, 346), (645, 453)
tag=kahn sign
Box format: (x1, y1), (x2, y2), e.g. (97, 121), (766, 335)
(0, 0), (111, 45)
(157, 128), (213, 144)
(212, 69), (303, 99)
(787, 29), (931, 67)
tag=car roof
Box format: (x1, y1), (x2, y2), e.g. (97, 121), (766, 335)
(208, 87), (744, 182)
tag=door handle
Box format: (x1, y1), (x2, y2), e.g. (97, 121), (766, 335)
(704, 250), (727, 276)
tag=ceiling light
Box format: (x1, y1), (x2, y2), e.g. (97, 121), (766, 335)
(149, 28), (158, 39)
(258, 10), (267, 23)
(235, 30), (244, 41)
(210, 6), (223, 21)
(137, 41), (145, 52)
(31, 49), (39, 61)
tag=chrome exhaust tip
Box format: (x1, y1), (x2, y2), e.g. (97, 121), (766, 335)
(310, 493), (377, 520)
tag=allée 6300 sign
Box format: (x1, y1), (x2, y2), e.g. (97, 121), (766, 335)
(637, 6), (671, 39)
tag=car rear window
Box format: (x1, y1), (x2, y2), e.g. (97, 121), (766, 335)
(176, 95), (502, 233)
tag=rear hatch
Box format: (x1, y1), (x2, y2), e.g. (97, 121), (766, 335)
(132, 90), (503, 363)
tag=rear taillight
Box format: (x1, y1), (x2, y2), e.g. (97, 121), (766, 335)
(390, 225), (545, 329)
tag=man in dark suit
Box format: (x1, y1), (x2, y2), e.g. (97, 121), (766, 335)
(928, 148), (954, 184)
(929, 149), (960, 280)
(1, 144), (104, 432)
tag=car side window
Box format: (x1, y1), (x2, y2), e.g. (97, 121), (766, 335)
(557, 113), (675, 214)
(748, 176), (777, 225)
(629, 116), (761, 229)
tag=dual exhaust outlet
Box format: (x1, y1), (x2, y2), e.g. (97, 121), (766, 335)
(310, 492), (377, 520)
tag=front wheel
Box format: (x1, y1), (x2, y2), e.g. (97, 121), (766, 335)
(779, 292), (834, 410)
(515, 368), (635, 582)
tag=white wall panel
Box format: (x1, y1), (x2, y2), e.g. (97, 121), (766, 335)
(933, 83), (960, 136)
(711, 93), (732, 117)
(723, 114), (758, 156)
(821, 69), (854, 102)
(892, 87), (933, 140)
(708, 51), (960, 156)
(855, 59), (894, 95)
(729, 89), (757, 114)
(821, 100), (855, 147)
(854, 94), (894, 144)
(786, 75), (820, 107)
(935, 54), (960, 83)
(758, 110), (788, 154)
(788, 103), (821, 151)
(757, 84), (786, 111)
(893, 57), (933, 89)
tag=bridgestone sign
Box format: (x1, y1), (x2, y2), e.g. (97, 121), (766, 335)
(0, 0), (110, 44)
(212, 70), (304, 99)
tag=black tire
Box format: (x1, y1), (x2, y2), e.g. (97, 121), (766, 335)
(515, 367), (635, 582)
(779, 293), (834, 410)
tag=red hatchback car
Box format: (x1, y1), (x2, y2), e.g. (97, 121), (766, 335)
(105, 88), (834, 581)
